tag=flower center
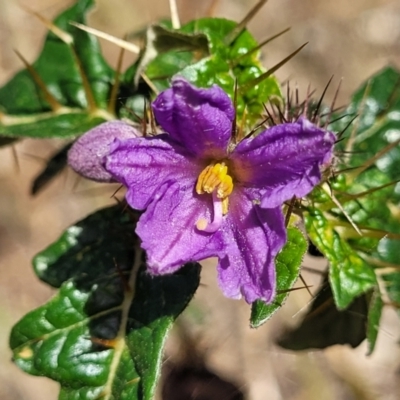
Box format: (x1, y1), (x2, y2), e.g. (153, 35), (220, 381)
(195, 162), (234, 232)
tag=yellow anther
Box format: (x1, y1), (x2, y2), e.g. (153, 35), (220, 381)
(216, 174), (233, 199)
(222, 198), (229, 215)
(202, 163), (225, 193)
(196, 162), (234, 215)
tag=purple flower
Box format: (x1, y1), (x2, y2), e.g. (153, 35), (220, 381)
(68, 77), (335, 304)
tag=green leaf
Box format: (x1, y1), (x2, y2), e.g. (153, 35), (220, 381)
(33, 205), (136, 287)
(136, 24), (209, 88)
(302, 66), (400, 346)
(332, 66), (400, 260)
(305, 209), (376, 309)
(250, 227), (307, 328)
(366, 286), (383, 355)
(338, 66), (400, 179)
(12, 205), (201, 399)
(382, 272), (400, 314)
(30, 143), (73, 195)
(0, 136), (18, 147)
(141, 18), (281, 125)
(0, 0), (114, 140)
(180, 18), (281, 123)
(0, 112), (106, 139)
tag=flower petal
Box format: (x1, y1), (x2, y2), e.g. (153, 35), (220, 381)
(217, 189), (286, 303)
(232, 118), (335, 208)
(105, 136), (202, 210)
(68, 121), (140, 182)
(152, 77), (235, 158)
(136, 182), (225, 274)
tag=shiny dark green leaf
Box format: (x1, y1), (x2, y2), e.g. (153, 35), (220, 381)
(31, 142), (73, 195)
(0, 0), (114, 140)
(33, 205), (136, 288)
(0, 112), (107, 139)
(250, 227), (307, 328)
(11, 205), (201, 400)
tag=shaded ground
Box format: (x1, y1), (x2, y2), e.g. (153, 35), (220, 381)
(1, 1), (400, 399)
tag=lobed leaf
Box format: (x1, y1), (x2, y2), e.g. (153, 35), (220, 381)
(0, 0), (114, 140)
(11, 205), (201, 399)
(332, 66), (400, 260)
(141, 18), (281, 126)
(305, 209), (377, 310)
(303, 67), (400, 333)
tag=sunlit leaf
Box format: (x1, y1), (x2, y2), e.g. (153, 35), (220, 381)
(141, 18), (281, 126)
(305, 209), (376, 309)
(366, 286), (383, 354)
(250, 227), (307, 328)
(0, 0), (114, 140)
(12, 205), (201, 399)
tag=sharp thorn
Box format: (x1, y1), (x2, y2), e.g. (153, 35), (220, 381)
(325, 78), (343, 128)
(299, 274), (313, 297)
(141, 73), (159, 95)
(225, 0), (269, 45)
(232, 79), (238, 141)
(242, 43), (308, 91)
(285, 196), (296, 227)
(322, 183), (362, 236)
(312, 75), (334, 124)
(22, 5), (73, 45)
(232, 27), (291, 65)
(169, 0), (181, 29)
(108, 42), (125, 114)
(14, 49), (63, 111)
(70, 22), (140, 54)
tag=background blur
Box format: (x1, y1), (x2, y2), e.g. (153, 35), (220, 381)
(1, 1), (400, 399)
